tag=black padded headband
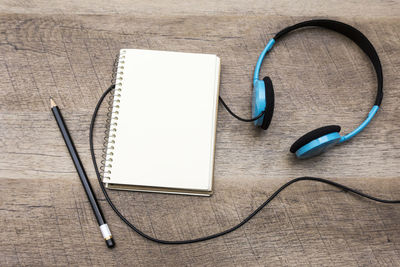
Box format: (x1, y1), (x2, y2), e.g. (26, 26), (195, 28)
(273, 19), (383, 106)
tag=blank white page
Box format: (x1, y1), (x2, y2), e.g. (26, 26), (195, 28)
(104, 49), (220, 193)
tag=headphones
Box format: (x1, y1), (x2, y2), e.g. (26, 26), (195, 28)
(221, 19), (383, 159)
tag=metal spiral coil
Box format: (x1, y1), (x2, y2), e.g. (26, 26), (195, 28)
(101, 50), (126, 180)
(110, 53), (120, 85)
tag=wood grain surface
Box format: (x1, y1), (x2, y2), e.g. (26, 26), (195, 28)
(0, 1), (400, 266)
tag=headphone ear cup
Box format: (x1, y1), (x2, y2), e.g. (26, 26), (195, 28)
(260, 76), (275, 130)
(290, 125), (342, 158)
(252, 79), (266, 127)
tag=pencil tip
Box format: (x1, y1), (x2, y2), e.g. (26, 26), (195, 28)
(50, 97), (57, 108)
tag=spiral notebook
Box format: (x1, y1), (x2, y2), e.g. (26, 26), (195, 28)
(102, 49), (220, 196)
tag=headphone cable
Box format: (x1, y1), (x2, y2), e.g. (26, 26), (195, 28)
(219, 96), (264, 122)
(89, 84), (400, 245)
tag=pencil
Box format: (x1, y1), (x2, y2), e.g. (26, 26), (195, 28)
(50, 97), (115, 248)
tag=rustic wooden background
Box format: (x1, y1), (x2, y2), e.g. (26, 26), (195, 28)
(1, 1), (400, 266)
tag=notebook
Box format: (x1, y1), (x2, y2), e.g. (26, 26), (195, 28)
(102, 49), (221, 196)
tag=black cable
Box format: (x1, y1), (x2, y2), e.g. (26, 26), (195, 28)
(219, 96), (264, 122)
(90, 84), (399, 245)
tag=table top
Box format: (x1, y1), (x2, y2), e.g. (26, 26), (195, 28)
(1, 1), (400, 266)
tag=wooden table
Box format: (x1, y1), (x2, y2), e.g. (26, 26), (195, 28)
(1, 1), (400, 266)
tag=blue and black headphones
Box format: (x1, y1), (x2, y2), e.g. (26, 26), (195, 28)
(220, 19), (383, 159)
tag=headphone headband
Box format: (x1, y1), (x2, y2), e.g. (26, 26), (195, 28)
(273, 19), (383, 106)
(253, 19), (383, 145)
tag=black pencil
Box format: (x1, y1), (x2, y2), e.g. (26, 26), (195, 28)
(50, 97), (115, 248)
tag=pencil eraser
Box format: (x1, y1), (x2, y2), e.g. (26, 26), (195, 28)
(106, 237), (115, 248)
(100, 224), (115, 248)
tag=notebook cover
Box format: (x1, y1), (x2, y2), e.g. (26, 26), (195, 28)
(103, 49), (220, 196)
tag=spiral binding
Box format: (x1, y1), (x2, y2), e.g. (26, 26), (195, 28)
(101, 50), (126, 181)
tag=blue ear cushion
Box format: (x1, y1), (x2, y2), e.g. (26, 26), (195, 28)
(260, 76), (275, 130)
(290, 125), (341, 153)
